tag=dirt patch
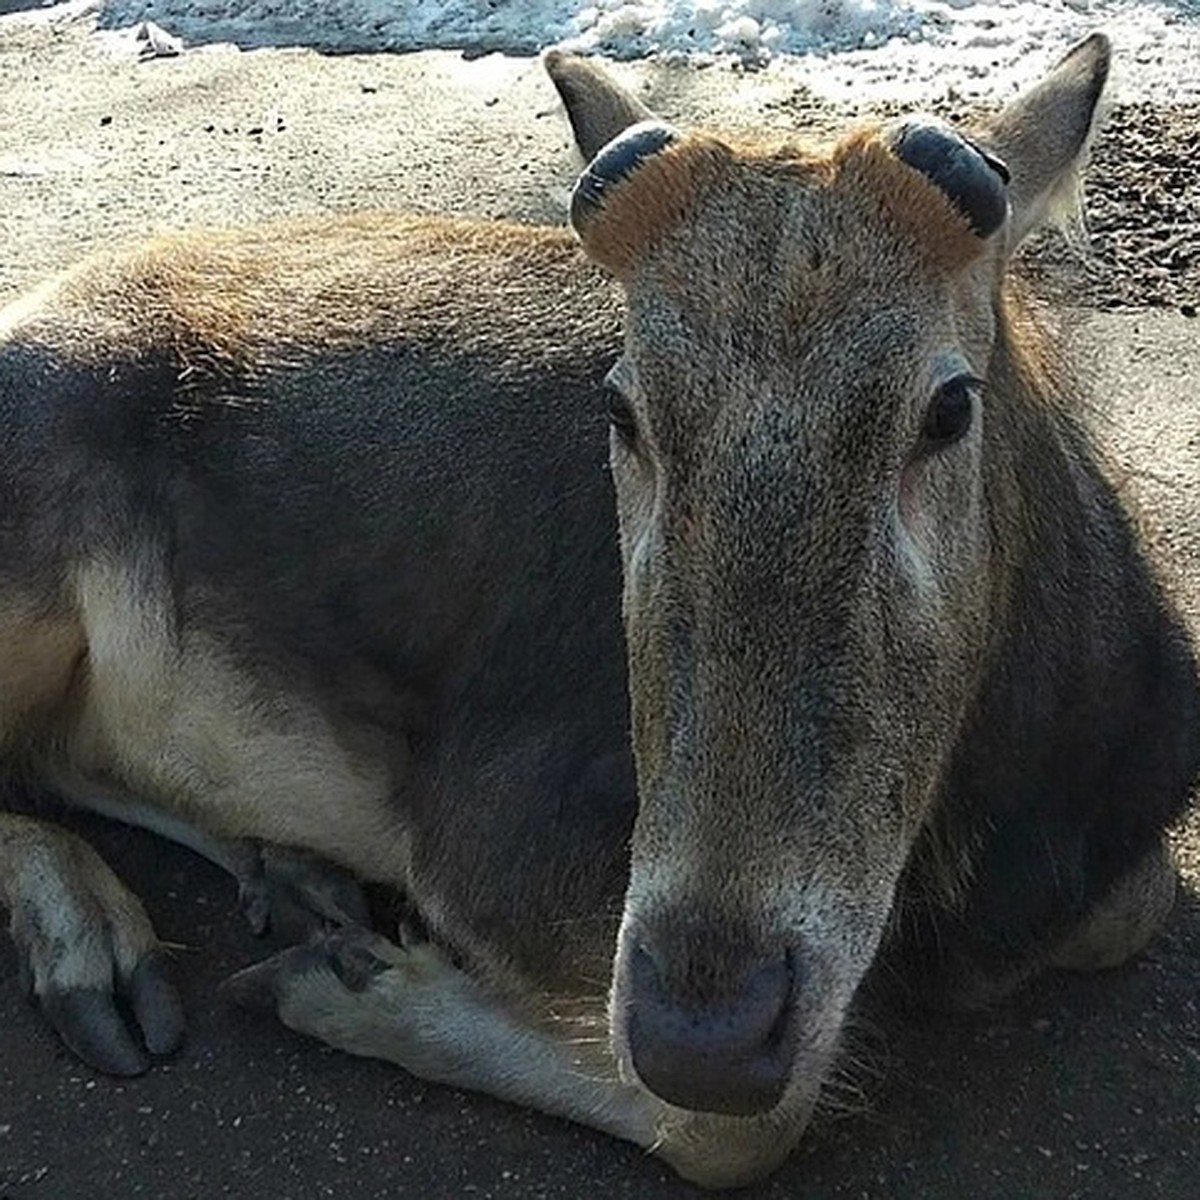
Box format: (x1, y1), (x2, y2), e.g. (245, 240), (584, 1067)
(1024, 100), (1200, 312)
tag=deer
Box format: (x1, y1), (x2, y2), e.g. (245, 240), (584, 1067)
(0, 33), (1195, 1187)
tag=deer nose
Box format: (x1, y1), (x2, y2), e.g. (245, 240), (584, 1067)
(626, 941), (797, 1116)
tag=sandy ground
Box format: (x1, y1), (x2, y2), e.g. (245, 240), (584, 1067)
(0, 7), (1197, 1199)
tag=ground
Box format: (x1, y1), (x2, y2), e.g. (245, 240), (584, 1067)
(0, 8), (1198, 1199)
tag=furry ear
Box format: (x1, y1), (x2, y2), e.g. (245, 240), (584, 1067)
(543, 50), (657, 162)
(979, 33), (1111, 247)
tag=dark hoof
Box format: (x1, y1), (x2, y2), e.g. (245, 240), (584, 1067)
(42, 988), (150, 1077)
(324, 928), (391, 992)
(128, 951), (186, 1056)
(36, 948), (183, 1076)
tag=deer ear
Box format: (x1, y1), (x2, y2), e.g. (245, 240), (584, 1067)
(544, 50), (658, 162)
(978, 32), (1110, 247)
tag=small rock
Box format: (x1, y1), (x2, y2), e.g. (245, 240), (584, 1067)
(1181, 303), (1197, 318)
(136, 20), (184, 61)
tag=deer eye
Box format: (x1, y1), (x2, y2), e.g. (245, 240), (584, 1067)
(922, 375), (979, 449)
(606, 386), (639, 448)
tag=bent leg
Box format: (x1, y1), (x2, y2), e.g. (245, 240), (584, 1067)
(0, 811), (183, 1074)
(55, 786), (369, 940)
(227, 925), (661, 1146)
(226, 925), (810, 1189)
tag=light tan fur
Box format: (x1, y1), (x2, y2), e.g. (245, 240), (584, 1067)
(53, 558), (409, 882)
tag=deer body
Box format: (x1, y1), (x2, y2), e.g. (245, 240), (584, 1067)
(0, 37), (1195, 1188)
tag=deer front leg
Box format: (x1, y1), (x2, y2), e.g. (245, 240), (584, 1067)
(0, 812), (183, 1075)
(225, 924), (662, 1145)
(225, 925), (811, 1188)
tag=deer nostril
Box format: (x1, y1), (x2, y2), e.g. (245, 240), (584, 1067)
(626, 941), (797, 1117)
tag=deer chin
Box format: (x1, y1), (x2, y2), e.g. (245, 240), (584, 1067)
(626, 1057), (827, 1190)
(606, 893), (876, 1151)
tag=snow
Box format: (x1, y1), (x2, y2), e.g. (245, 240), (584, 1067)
(19, 1), (1200, 102)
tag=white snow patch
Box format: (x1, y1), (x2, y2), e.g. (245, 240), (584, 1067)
(8, 1), (1197, 102)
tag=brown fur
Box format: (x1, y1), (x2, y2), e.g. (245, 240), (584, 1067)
(8, 214), (587, 371)
(576, 135), (734, 274)
(578, 128), (984, 281)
